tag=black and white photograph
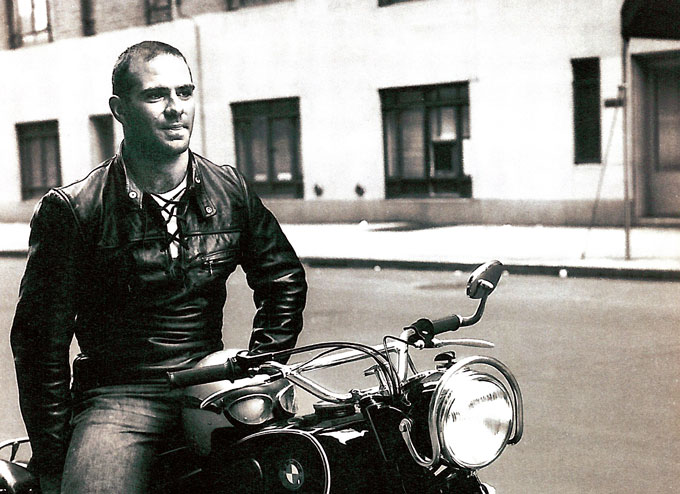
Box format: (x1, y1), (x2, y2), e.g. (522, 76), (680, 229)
(0, 1), (678, 493)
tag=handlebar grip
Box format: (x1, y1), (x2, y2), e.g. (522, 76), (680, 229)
(407, 315), (461, 343)
(167, 359), (242, 388)
(431, 314), (461, 335)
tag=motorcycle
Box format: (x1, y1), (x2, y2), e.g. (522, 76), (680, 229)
(1, 260), (522, 494)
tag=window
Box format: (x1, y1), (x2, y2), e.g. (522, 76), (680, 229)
(381, 82), (472, 198)
(572, 57), (601, 164)
(5, 0), (51, 49)
(226, 0), (289, 10)
(81, 0), (94, 36)
(145, 0), (172, 25)
(17, 120), (62, 200)
(378, 0), (419, 6)
(90, 115), (115, 167)
(232, 98), (303, 198)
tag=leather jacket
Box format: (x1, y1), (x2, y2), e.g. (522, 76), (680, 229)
(10, 150), (307, 475)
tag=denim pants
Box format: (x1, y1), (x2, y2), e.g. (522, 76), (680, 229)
(60, 383), (185, 494)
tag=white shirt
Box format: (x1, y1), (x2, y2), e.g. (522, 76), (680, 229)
(148, 177), (187, 259)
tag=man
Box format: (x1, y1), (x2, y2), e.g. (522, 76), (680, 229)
(10, 40), (307, 494)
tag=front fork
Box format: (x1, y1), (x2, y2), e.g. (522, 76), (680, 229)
(359, 398), (492, 494)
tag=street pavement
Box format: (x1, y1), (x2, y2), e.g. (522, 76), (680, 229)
(1, 221), (680, 279)
(1, 262), (678, 493)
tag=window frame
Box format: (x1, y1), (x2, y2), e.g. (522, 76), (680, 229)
(231, 97), (303, 199)
(145, 0), (172, 25)
(5, 0), (52, 49)
(16, 120), (62, 201)
(380, 82), (472, 198)
(226, 0), (289, 11)
(80, 0), (95, 36)
(378, 0), (420, 6)
(572, 57), (602, 164)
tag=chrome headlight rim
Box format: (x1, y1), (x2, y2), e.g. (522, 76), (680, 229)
(427, 355), (523, 470)
(435, 369), (513, 468)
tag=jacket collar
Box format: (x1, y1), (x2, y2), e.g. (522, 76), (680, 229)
(186, 152), (217, 219)
(114, 143), (216, 219)
(117, 143), (144, 209)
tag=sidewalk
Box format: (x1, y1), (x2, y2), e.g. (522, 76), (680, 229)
(282, 222), (680, 280)
(2, 222), (680, 279)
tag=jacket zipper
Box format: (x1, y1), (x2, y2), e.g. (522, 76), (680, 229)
(183, 227), (242, 237)
(201, 249), (236, 274)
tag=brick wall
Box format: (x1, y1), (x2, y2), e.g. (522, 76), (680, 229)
(92, 0), (236, 36)
(178, 0), (226, 18)
(93, 0), (148, 35)
(0, 0), (89, 49)
(0, 1), (11, 50)
(0, 0), (291, 51)
(0, 0), (228, 50)
(50, 0), (84, 40)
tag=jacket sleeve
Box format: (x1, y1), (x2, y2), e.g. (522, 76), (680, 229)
(10, 191), (82, 476)
(237, 176), (307, 357)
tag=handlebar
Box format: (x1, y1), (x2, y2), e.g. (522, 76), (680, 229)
(406, 289), (491, 346)
(406, 314), (461, 347)
(166, 336), (498, 408)
(431, 314), (462, 335)
(164, 260), (507, 414)
(167, 357), (244, 388)
(168, 272), (497, 391)
(170, 309), (489, 391)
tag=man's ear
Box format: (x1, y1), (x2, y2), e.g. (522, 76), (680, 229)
(109, 95), (127, 125)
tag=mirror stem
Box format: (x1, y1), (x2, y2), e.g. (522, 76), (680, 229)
(460, 296), (488, 327)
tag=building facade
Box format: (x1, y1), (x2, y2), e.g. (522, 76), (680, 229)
(1, 0), (679, 225)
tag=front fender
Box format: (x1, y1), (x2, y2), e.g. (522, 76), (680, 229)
(0, 460), (40, 494)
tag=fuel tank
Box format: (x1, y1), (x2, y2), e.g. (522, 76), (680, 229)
(208, 404), (390, 494)
(206, 392), (486, 494)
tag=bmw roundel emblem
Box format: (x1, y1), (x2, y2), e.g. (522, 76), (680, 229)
(279, 458), (305, 491)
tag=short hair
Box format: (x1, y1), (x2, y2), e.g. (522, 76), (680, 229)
(112, 41), (193, 98)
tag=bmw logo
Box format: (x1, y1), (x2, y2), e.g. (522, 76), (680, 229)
(279, 458), (305, 491)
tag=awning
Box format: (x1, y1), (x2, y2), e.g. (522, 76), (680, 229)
(621, 0), (680, 40)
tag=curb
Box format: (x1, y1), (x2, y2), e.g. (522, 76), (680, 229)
(300, 257), (680, 281)
(2, 251), (678, 281)
(0, 250), (27, 258)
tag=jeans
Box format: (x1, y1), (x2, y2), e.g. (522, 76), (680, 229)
(59, 383), (184, 494)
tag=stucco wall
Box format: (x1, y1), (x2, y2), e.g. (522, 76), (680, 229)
(194, 0), (629, 204)
(1, 0), (677, 224)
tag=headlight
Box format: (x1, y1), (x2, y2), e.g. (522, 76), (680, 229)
(435, 368), (513, 468)
(227, 394), (274, 425)
(226, 383), (297, 425)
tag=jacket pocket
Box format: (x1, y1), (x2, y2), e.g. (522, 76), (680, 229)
(183, 228), (242, 262)
(199, 248), (238, 275)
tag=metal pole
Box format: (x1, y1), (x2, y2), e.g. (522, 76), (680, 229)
(622, 37), (631, 260)
(176, 3), (207, 156)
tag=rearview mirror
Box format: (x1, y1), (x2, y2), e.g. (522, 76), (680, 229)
(466, 260), (504, 299)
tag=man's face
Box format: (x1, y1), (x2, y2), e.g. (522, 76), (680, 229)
(119, 54), (195, 159)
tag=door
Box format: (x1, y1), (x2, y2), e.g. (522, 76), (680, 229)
(642, 54), (680, 217)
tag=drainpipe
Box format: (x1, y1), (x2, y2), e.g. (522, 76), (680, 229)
(176, 1), (208, 156)
(622, 37), (631, 260)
